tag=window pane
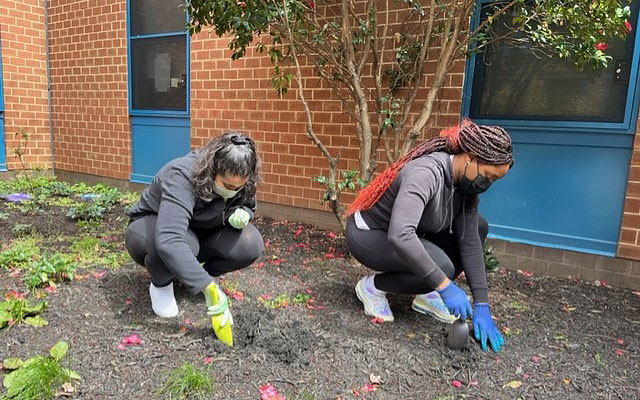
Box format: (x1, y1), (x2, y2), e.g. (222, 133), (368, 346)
(130, 0), (185, 36)
(131, 36), (187, 111)
(469, 4), (638, 123)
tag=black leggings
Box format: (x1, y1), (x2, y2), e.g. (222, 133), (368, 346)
(346, 216), (488, 294)
(125, 214), (263, 291)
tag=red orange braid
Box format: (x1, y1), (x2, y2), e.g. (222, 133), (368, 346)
(346, 120), (512, 215)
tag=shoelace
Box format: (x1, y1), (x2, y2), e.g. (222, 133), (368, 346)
(368, 291), (391, 316)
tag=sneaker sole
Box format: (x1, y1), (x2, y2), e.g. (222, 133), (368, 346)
(411, 301), (456, 324)
(355, 280), (394, 322)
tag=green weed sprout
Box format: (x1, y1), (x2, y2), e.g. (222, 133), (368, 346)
(158, 363), (214, 400)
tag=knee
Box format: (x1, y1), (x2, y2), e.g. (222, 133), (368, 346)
(235, 225), (264, 265)
(478, 215), (489, 242)
(438, 257), (456, 280)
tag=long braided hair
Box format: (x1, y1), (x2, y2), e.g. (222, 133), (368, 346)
(346, 120), (513, 215)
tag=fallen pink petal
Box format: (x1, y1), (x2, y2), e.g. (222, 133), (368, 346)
(120, 334), (142, 346)
(92, 271), (107, 278)
(326, 231), (337, 239)
(361, 383), (376, 392)
(616, 338), (624, 345)
(451, 380), (462, 388)
(258, 383), (285, 400)
(370, 317), (384, 325)
(615, 349), (625, 356)
(203, 356), (213, 364)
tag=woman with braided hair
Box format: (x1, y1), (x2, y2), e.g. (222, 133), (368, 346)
(346, 120), (513, 352)
(125, 132), (264, 346)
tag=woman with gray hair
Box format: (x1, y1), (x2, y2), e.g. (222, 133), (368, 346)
(125, 132), (263, 346)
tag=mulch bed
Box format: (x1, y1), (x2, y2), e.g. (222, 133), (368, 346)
(1, 195), (639, 399)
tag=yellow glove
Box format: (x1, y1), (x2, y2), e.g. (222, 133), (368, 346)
(228, 208), (250, 229)
(203, 281), (233, 346)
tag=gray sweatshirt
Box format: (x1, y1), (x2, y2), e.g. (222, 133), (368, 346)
(359, 151), (488, 303)
(127, 150), (256, 294)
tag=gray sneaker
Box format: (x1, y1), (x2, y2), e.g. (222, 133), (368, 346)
(355, 276), (394, 322)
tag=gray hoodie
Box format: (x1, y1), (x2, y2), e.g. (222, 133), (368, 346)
(359, 151), (488, 303)
(127, 150), (256, 294)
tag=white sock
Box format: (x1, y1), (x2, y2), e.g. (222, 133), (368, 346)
(364, 275), (386, 296)
(149, 282), (179, 318)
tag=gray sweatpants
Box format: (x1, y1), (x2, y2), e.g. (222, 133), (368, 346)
(125, 214), (263, 292)
(346, 215), (488, 294)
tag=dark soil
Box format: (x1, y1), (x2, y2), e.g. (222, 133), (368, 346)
(1, 196), (639, 400)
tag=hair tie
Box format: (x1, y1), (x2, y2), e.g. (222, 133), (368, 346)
(231, 135), (248, 145)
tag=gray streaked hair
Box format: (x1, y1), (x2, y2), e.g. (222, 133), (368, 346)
(192, 132), (260, 202)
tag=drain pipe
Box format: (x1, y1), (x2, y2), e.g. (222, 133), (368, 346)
(44, 0), (55, 171)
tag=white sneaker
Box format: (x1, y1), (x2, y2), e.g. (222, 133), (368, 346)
(149, 282), (179, 318)
(355, 275), (394, 322)
(411, 291), (456, 324)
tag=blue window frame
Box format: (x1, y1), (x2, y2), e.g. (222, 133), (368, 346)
(461, 1), (640, 256)
(462, 1), (640, 138)
(126, 0), (190, 117)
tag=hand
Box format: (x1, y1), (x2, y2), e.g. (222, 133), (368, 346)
(203, 281), (233, 346)
(472, 303), (504, 352)
(436, 280), (472, 320)
(228, 208), (250, 229)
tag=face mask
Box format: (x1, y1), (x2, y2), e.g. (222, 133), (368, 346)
(459, 160), (492, 195)
(213, 182), (241, 200)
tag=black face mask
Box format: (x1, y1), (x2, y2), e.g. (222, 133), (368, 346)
(459, 160), (492, 195)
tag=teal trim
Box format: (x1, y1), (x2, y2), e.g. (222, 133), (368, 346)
(0, 115), (5, 171)
(130, 116), (190, 184)
(463, 1), (640, 255)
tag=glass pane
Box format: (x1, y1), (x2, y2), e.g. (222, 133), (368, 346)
(131, 36), (187, 111)
(130, 0), (185, 36)
(470, 3), (639, 123)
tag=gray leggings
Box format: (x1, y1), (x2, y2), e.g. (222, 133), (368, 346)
(125, 214), (263, 290)
(346, 215), (488, 294)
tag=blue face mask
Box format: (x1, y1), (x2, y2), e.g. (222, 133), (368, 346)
(459, 160), (492, 195)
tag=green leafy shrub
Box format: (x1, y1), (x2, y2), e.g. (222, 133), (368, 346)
(158, 363), (214, 400)
(11, 223), (34, 237)
(0, 238), (40, 269)
(483, 242), (500, 272)
(1, 341), (81, 400)
(22, 254), (77, 290)
(65, 202), (107, 221)
(0, 296), (47, 329)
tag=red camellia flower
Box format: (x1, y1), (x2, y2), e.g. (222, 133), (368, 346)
(625, 21), (633, 33)
(595, 42), (608, 51)
(307, 0), (315, 9)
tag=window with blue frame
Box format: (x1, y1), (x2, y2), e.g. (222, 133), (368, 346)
(129, 0), (187, 112)
(469, 2), (639, 123)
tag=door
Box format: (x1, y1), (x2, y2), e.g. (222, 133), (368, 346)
(462, 1), (640, 256)
(127, 0), (190, 183)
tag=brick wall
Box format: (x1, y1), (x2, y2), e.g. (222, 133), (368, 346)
(47, 0), (129, 179)
(618, 124), (640, 260)
(189, 33), (464, 212)
(0, 0), (51, 169)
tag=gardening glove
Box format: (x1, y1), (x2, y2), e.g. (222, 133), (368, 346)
(228, 208), (250, 230)
(203, 281), (233, 346)
(472, 303), (504, 352)
(437, 280), (473, 321)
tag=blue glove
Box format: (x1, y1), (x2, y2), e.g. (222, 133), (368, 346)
(436, 281), (472, 320)
(472, 303), (504, 352)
